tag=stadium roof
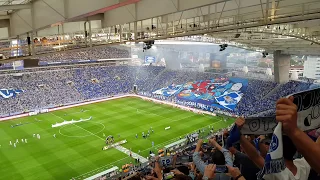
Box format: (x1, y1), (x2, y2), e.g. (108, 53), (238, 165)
(1, 0), (320, 58)
(0, 0), (30, 14)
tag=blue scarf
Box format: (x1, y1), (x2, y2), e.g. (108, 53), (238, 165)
(226, 124), (241, 149)
(254, 137), (261, 152)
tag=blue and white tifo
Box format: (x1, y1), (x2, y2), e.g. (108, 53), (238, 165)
(152, 78), (248, 111)
(0, 89), (24, 99)
(152, 84), (183, 97)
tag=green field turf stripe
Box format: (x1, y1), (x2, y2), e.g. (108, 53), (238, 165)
(0, 150), (25, 179)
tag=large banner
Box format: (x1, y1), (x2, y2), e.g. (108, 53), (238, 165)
(241, 117), (277, 135)
(0, 89), (23, 99)
(176, 77), (248, 110)
(152, 78), (248, 111)
(152, 84), (183, 97)
(240, 88), (320, 136)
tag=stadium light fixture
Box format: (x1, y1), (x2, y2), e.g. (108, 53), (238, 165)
(262, 52), (268, 58)
(219, 44), (228, 51)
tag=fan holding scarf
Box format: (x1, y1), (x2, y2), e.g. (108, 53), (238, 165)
(227, 88), (320, 180)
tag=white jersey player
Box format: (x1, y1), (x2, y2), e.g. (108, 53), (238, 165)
(13, 143), (16, 148)
(9, 141), (12, 145)
(16, 139), (19, 143)
(53, 134), (56, 138)
(37, 134), (40, 139)
(25, 139), (27, 143)
(21, 139), (24, 143)
(33, 134), (36, 137)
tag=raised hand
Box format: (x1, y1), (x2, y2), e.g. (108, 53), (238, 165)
(235, 117), (245, 129)
(276, 96), (298, 135)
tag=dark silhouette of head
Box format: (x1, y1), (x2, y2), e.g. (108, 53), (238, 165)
(177, 166), (190, 175)
(210, 150), (226, 165)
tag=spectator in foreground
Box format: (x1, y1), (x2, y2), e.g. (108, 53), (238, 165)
(236, 117), (311, 180)
(276, 97), (320, 174)
(229, 145), (260, 180)
(193, 138), (233, 180)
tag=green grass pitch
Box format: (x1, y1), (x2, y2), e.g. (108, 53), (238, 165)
(0, 97), (234, 180)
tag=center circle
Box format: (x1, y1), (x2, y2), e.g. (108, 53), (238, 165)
(59, 122), (105, 138)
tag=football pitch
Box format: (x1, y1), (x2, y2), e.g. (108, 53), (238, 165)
(0, 97), (233, 180)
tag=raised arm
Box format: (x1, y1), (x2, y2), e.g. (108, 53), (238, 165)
(193, 139), (206, 174)
(236, 117), (265, 169)
(209, 138), (233, 166)
(227, 165), (246, 180)
(276, 97), (320, 174)
(287, 130), (320, 172)
(228, 146), (238, 155)
(209, 137), (223, 152)
(172, 154), (177, 168)
(154, 156), (163, 180)
(240, 135), (264, 169)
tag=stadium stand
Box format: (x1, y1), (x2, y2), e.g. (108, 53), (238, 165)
(36, 46), (130, 63)
(0, 62), (317, 180)
(0, 65), (165, 117)
(0, 65), (312, 118)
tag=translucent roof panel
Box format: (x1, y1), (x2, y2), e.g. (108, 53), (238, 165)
(0, 0), (31, 6)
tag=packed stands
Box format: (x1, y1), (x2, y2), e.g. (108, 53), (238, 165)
(235, 80), (278, 117)
(0, 66), (165, 117)
(36, 46), (130, 63)
(0, 69), (84, 117)
(0, 65), (313, 118)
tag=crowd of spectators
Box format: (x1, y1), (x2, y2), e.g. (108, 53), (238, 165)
(111, 124), (236, 180)
(0, 65), (165, 117)
(36, 46), (130, 63)
(119, 114), (320, 180)
(0, 69), (84, 117)
(0, 65), (313, 118)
